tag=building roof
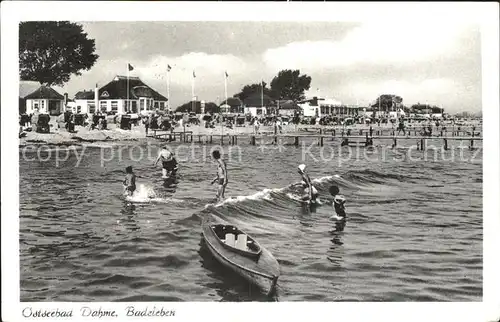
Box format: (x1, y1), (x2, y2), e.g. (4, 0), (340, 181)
(74, 90), (96, 100)
(75, 75), (168, 101)
(320, 98), (342, 106)
(19, 81), (65, 99)
(277, 100), (300, 110)
(24, 85), (64, 100)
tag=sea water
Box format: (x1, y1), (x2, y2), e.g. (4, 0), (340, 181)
(19, 140), (482, 301)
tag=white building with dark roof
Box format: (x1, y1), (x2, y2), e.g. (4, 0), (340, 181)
(23, 85), (65, 115)
(74, 75), (168, 115)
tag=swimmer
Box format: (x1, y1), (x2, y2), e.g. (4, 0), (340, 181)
(210, 150), (228, 202)
(297, 164), (318, 204)
(329, 185), (346, 220)
(123, 166), (136, 196)
(154, 145), (178, 178)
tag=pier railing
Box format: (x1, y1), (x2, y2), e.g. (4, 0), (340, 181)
(149, 129), (482, 151)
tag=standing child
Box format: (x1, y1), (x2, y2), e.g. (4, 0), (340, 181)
(123, 166), (136, 196)
(211, 150), (228, 202)
(329, 186), (346, 220)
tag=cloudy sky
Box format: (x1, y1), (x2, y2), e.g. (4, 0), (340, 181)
(55, 21), (481, 112)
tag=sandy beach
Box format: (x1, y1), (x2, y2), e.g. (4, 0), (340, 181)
(19, 117), (482, 146)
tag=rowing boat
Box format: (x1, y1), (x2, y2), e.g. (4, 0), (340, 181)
(201, 216), (280, 296)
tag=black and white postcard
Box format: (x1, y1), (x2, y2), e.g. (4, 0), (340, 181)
(1, 2), (499, 322)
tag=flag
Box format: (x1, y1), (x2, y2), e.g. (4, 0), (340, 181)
(225, 71), (228, 78)
(193, 70), (196, 78)
(128, 63), (134, 71)
(167, 65), (172, 72)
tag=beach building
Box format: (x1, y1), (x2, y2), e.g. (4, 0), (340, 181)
(74, 90), (97, 114)
(274, 100), (300, 116)
(24, 85), (65, 115)
(220, 97), (243, 114)
(74, 76), (168, 115)
(299, 97), (321, 117)
(243, 93), (272, 116)
(319, 98), (342, 115)
(299, 96), (359, 118)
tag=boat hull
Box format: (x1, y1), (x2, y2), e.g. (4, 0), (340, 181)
(201, 217), (280, 295)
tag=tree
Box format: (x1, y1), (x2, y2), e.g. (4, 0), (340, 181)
(270, 69), (312, 102)
(370, 94), (403, 112)
(410, 103), (443, 114)
(175, 101), (219, 114)
(204, 102), (219, 114)
(19, 21), (99, 86)
(233, 82), (272, 101)
(176, 101), (200, 113)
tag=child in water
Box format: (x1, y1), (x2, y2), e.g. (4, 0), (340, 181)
(123, 166), (136, 196)
(329, 185), (346, 220)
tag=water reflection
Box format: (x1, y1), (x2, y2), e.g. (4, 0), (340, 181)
(327, 219), (347, 266)
(119, 201), (139, 232)
(162, 175), (179, 192)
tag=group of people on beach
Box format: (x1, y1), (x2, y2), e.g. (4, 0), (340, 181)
(122, 147), (346, 219)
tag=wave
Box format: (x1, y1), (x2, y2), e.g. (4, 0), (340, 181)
(201, 172), (376, 211)
(183, 169), (402, 233)
(125, 184), (184, 204)
(206, 187), (283, 208)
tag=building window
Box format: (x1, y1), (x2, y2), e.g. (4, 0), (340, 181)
(111, 101), (118, 112)
(159, 102), (164, 109)
(77, 106), (82, 113)
(132, 101), (137, 113)
(154, 101), (159, 109)
(125, 100), (131, 113)
(34, 102), (39, 111)
(41, 100), (45, 110)
(100, 101), (107, 112)
(88, 103), (96, 114)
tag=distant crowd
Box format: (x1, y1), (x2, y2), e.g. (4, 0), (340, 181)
(20, 107), (481, 136)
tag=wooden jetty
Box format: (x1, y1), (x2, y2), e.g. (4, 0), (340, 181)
(149, 129), (482, 151)
(304, 125), (482, 138)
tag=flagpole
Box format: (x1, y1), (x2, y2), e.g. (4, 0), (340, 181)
(378, 94), (380, 118)
(191, 73), (194, 113)
(224, 72), (228, 137)
(127, 64), (129, 113)
(224, 72), (228, 112)
(167, 68), (170, 112)
(261, 80), (264, 110)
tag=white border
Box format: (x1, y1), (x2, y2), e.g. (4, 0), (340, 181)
(2, 2), (499, 322)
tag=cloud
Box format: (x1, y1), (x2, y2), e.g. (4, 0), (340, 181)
(262, 22), (472, 71)
(134, 52), (250, 86)
(333, 77), (476, 109)
(58, 22), (480, 112)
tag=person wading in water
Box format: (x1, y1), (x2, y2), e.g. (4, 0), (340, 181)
(297, 164), (318, 204)
(153, 145), (178, 178)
